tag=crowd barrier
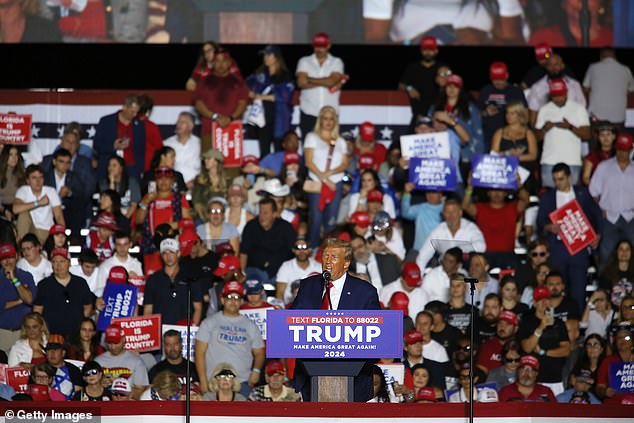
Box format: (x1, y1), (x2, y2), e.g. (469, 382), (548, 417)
(1, 401), (633, 423)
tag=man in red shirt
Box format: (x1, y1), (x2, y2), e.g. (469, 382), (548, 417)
(477, 310), (518, 374)
(498, 355), (556, 402)
(462, 181), (529, 269)
(193, 48), (249, 152)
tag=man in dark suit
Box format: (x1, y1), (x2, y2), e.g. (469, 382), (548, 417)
(536, 162), (601, 314)
(93, 95), (160, 181)
(42, 148), (85, 240)
(292, 238), (381, 402)
(42, 126), (96, 240)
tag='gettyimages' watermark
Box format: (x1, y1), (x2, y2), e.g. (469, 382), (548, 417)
(3, 407), (100, 423)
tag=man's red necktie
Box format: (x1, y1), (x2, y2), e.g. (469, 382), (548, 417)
(320, 282), (334, 310)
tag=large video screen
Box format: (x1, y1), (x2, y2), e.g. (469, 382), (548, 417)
(4, 0), (632, 47)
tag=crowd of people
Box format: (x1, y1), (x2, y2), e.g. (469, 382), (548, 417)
(0, 33), (634, 405)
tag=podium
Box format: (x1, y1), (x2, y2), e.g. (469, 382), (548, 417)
(266, 310), (403, 402)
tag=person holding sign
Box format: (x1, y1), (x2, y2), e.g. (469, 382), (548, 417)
(596, 326), (634, 404)
(537, 163), (601, 314)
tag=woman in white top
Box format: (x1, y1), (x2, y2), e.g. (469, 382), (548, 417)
(348, 169), (396, 219)
(8, 312), (48, 368)
(581, 288), (615, 339)
(225, 184), (254, 236)
(304, 106), (350, 248)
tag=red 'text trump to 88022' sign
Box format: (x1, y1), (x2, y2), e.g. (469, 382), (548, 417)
(266, 310), (403, 359)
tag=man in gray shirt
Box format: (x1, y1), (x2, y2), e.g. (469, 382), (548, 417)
(195, 281), (265, 398)
(95, 323), (149, 399)
(583, 48), (634, 127)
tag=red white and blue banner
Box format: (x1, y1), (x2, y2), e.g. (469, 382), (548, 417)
(609, 362), (634, 393)
(470, 154), (519, 190)
(409, 157), (457, 191)
(266, 310), (403, 359)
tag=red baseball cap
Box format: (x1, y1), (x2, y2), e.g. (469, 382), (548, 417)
(404, 330), (423, 345)
(94, 211), (119, 231)
(155, 166), (174, 179)
(360, 121), (375, 142)
(534, 43), (552, 61)
(213, 255), (241, 276)
(179, 228), (199, 257)
(242, 155), (259, 166)
(533, 285), (551, 302)
(178, 218), (196, 231)
(519, 355), (539, 370)
(265, 360), (285, 376)
(420, 36), (437, 50)
(50, 247), (70, 261)
(548, 78), (567, 97)
(313, 32), (330, 47)
(615, 133), (634, 151)
(446, 74), (463, 88)
(388, 291), (409, 316)
(350, 211), (370, 228)
(283, 152), (300, 165)
(108, 266), (128, 284)
(498, 310), (519, 326)
(49, 224), (66, 235)
(105, 323), (124, 343)
(0, 242), (16, 260)
(402, 262), (422, 287)
(215, 241), (235, 255)
(489, 62), (508, 81)
(358, 154), (375, 170)
(222, 280), (245, 297)
(367, 189), (383, 203)
(416, 386), (436, 401)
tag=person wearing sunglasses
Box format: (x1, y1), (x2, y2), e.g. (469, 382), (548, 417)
(275, 237), (321, 304)
(195, 281), (265, 399)
(203, 363), (246, 401)
(73, 361), (111, 401)
(196, 197), (240, 254)
(486, 339), (522, 390)
(515, 239), (550, 295)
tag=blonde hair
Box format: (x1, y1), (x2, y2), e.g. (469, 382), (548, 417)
(313, 106), (340, 140)
(506, 101), (529, 126)
(208, 362), (241, 393)
(20, 312), (49, 342)
(321, 238), (352, 262)
(151, 370), (182, 399)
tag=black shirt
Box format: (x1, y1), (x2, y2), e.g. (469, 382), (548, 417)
(240, 218), (296, 278)
(476, 83), (527, 147)
(446, 303), (478, 334)
(34, 275), (92, 337)
(22, 15), (62, 43)
(553, 297), (581, 323)
(518, 310), (568, 383)
(148, 358), (199, 386)
(431, 323), (464, 358)
(467, 315), (498, 344)
(399, 61), (445, 120)
(144, 268), (203, 325)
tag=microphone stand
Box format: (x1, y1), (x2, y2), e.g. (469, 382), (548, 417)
(579, 0), (591, 47)
(178, 278), (194, 423)
(464, 277), (478, 423)
(323, 271), (332, 310)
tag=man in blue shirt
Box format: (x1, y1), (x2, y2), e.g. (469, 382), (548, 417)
(0, 242), (36, 353)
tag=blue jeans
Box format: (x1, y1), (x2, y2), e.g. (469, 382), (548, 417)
(307, 181), (343, 248)
(600, 216), (634, 265)
(541, 164), (581, 188)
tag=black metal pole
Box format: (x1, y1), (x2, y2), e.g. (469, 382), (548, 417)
(185, 284), (191, 423)
(464, 278), (478, 423)
(580, 0), (591, 47)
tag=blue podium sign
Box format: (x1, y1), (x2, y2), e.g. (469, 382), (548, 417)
(266, 310), (403, 359)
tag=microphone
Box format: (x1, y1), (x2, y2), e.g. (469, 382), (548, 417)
(322, 270), (332, 283)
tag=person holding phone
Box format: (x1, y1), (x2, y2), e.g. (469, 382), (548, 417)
(518, 285), (571, 396)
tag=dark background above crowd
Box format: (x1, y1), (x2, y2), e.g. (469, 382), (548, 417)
(2, 44), (633, 90)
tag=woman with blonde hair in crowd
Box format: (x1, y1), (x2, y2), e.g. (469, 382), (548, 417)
(192, 148), (227, 222)
(491, 101), (538, 165)
(202, 363), (246, 401)
(304, 106), (349, 248)
(140, 370), (182, 400)
(8, 312), (48, 369)
(225, 183), (255, 236)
